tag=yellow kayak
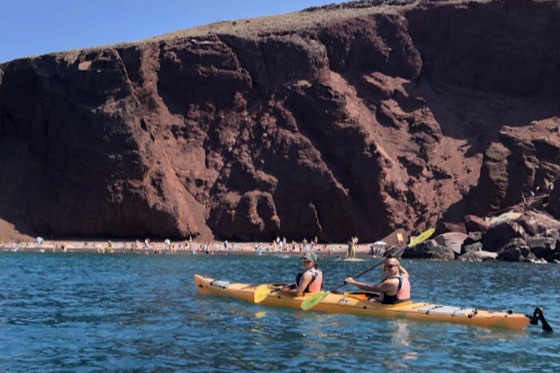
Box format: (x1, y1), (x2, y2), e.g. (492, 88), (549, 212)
(194, 274), (553, 332)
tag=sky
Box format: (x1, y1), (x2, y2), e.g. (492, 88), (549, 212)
(0, 0), (348, 63)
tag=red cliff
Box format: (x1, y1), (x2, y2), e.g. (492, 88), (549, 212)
(1, 0), (559, 241)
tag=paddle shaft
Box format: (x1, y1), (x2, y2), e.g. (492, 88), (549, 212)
(330, 228), (435, 293)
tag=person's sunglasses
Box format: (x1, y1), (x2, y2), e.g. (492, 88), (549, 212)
(301, 259), (312, 263)
(382, 264), (396, 269)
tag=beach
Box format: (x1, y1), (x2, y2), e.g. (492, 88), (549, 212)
(0, 238), (378, 258)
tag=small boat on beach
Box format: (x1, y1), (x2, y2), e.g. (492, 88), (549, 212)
(194, 274), (553, 332)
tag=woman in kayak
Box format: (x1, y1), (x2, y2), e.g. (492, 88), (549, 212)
(344, 257), (410, 304)
(279, 252), (323, 297)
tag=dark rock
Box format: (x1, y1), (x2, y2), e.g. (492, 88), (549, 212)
(464, 215), (489, 233)
(527, 236), (557, 262)
(465, 231), (483, 243)
(497, 238), (534, 262)
(439, 222), (466, 234)
(457, 250), (497, 262)
(517, 210), (560, 237)
(433, 232), (467, 254)
(483, 221), (526, 252)
(549, 176), (560, 219)
(461, 241), (483, 255)
(402, 239), (455, 260)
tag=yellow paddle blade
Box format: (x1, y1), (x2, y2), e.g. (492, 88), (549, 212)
(254, 285), (272, 303)
(408, 228), (435, 248)
(300, 291), (329, 311)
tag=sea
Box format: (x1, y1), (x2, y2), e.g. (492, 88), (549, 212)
(1, 252), (559, 372)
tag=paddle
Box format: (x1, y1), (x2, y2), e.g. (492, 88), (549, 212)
(254, 284), (275, 303)
(300, 290), (329, 311)
(300, 228), (435, 311)
(254, 283), (291, 303)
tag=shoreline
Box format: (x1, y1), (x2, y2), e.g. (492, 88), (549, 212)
(0, 239), (378, 258)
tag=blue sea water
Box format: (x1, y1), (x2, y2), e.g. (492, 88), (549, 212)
(1, 252), (559, 372)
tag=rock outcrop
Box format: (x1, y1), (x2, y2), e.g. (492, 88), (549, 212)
(1, 0), (559, 243)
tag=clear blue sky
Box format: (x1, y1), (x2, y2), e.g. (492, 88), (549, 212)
(0, 0), (347, 63)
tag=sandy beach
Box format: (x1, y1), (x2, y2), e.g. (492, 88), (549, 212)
(0, 217), (396, 258)
(0, 238), (380, 258)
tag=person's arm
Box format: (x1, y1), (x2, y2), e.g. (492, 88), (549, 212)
(345, 277), (398, 295)
(280, 273), (312, 297)
(345, 277), (382, 292)
(397, 265), (409, 279)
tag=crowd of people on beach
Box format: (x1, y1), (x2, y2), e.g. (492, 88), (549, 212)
(0, 235), (389, 257)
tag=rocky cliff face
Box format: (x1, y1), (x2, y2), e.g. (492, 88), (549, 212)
(1, 0), (559, 241)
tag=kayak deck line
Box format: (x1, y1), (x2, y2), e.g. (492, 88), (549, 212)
(194, 274), (553, 332)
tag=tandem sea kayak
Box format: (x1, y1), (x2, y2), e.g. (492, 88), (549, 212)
(194, 274), (553, 332)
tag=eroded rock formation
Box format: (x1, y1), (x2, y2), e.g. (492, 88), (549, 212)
(1, 0), (559, 242)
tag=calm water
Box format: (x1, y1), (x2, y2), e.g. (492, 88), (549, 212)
(1, 252), (559, 372)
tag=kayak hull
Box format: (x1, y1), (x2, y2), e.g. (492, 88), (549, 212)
(194, 274), (533, 330)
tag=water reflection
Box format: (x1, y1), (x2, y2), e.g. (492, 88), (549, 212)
(390, 320), (412, 347)
(386, 320), (418, 370)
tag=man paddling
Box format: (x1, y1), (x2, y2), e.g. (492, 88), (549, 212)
(344, 257), (410, 304)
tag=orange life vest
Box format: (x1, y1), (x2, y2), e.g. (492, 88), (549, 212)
(296, 268), (323, 293)
(380, 275), (410, 304)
